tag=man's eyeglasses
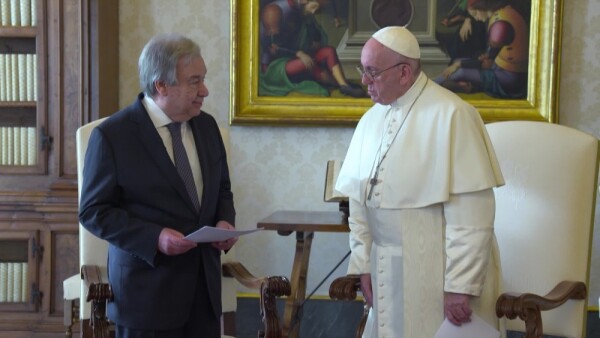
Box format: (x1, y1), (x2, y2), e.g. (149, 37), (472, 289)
(356, 62), (407, 81)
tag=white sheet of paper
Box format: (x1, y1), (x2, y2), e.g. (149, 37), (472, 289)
(184, 226), (261, 243)
(433, 314), (500, 338)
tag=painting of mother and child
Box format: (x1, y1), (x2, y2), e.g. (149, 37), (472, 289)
(258, 0), (531, 100)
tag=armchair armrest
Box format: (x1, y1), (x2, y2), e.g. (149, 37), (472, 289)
(81, 264), (113, 338)
(496, 280), (587, 338)
(329, 275), (361, 301)
(222, 262), (291, 338)
(329, 275), (369, 338)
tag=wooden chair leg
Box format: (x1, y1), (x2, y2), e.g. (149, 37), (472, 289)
(64, 299), (73, 338)
(222, 311), (236, 336)
(64, 298), (79, 338)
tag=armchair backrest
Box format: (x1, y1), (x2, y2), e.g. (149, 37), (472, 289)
(486, 121), (599, 337)
(77, 117), (109, 320)
(217, 127), (239, 314)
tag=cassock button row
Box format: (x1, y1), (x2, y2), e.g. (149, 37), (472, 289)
(379, 282), (384, 287)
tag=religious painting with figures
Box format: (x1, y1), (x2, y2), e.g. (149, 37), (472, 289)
(434, 0), (532, 100)
(231, 0), (560, 124)
(258, 0), (367, 98)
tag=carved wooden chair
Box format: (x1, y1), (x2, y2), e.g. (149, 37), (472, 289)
(330, 121), (598, 338)
(63, 118), (291, 338)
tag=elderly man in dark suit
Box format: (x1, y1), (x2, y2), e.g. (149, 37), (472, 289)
(79, 33), (236, 338)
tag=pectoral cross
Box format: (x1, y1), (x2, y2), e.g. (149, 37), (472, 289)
(367, 171), (381, 201)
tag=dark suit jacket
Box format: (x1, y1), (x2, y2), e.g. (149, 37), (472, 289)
(79, 93), (235, 330)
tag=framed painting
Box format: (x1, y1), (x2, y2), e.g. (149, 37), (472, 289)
(230, 0), (563, 125)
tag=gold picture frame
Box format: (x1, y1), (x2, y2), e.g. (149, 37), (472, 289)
(230, 0), (563, 125)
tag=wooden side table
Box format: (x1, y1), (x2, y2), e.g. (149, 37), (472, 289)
(257, 210), (349, 338)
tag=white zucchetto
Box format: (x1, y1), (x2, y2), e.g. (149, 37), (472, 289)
(372, 26), (421, 59)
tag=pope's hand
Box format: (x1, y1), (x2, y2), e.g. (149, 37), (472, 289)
(444, 292), (472, 325)
(360, 273), (373, 307)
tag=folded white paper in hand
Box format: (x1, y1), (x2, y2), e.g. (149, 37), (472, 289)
(184, 226), (261, 243)
(433, 314), (500, 338)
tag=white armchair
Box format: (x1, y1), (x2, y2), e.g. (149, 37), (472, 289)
(63, 119), (290, 338)
(329, 121), (598, 338)
(488, 121), (597, 338)
(63, 117), (109, 338)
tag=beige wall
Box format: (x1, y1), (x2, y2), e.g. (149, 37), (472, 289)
(118, 1), (600, 304)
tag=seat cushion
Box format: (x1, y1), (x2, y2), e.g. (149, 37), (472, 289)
(63, 273), (80, 300)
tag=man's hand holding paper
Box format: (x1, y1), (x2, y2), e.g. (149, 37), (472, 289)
(211, 220), (237, 251)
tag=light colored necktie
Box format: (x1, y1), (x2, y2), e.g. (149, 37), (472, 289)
(167, 122), (200, 212)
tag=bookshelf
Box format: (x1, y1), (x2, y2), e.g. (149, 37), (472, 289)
(0, 231), (39, 313)
(0, 0), (118, 336)
(0, 0), (43, 175)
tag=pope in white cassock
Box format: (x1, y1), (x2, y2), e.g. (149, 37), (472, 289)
(335, 26), (505, 338)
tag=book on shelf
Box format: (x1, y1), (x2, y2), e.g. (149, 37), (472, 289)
(10, 54), (15, 101)
(0, 262), (7, 302)
(26, 53), (35, 101)
(0, 0), (9, 27)
(19, 126), (27, 165)
(33, 54), (36, 99)
(27, 126), (35, 165)
(10, 54), (17, 101)
(324, 160), (348, 202)
(6, 126), (13, 165)
(30, 0), (35, 25)
(0, 127), (7, 164)
(21, 262), (28, 302)
(12, 261), (21, 302)
(12, 126), (20, 165)
(4, 53), (12, 102)
(18, 0), (29, 26)
(6, 262), (13, 302)
(17, 53), (26, 101)
(9, 0), (18, 27)
(0, 54), (5, 101)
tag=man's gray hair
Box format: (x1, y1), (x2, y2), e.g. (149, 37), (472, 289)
(138, 33), (202, 96)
